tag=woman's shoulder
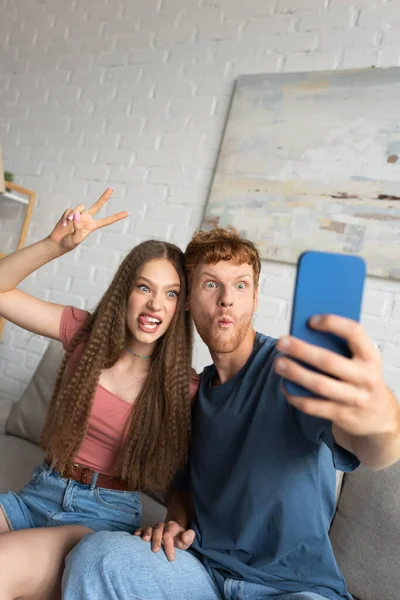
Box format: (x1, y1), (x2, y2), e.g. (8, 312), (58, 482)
(60, 306), (90, 350)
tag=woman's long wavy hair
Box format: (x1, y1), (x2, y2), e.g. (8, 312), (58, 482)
(40, 241), (193, 490)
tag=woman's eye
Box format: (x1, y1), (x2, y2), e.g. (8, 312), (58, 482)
(236, 282), (246, 290)
(138, 285), (150, 293)
(205, 281), (217, 289)
(167, 291), (178, 298)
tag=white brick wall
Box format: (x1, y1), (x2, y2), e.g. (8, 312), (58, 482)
(1, 0), (400, 402)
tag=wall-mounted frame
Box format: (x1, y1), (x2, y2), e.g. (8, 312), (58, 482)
(203, 68), (400, 281)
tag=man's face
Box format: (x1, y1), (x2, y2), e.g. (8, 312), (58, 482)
(189, 259), (258, 354)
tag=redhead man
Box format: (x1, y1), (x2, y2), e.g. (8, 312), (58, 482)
(62, 227), (400, 600)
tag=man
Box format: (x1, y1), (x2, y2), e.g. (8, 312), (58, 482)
(62, 227), (400, 600)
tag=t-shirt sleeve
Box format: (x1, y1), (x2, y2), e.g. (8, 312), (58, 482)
(295, 406), (360, 472)
(271, 347), (360, 472)
(59, 306), (90, 351)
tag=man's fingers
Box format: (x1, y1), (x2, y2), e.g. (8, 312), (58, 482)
(86, 188), (113, 216)
(276, 336), (367, 387)
(141, 527), (153, 541)
(276, 358), (365, 405)
(163, 533), (177, 562)
(162, 522), (190, 562)
(285, 393), (345, 423)
(162, 523), (182, 562)
(175, 529), (195, 550)
(136, 521), (192, 561)
(309, 315), (379, 362)
(151, 522), (165, 553)
(95, 211), (129, 229)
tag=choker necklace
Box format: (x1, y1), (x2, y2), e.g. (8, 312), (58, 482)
(125, 345), (152, 359)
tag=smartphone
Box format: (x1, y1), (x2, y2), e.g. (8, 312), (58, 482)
(283, 250), (366, 398)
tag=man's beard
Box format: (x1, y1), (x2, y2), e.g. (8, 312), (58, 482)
(194, 313), (253, 354)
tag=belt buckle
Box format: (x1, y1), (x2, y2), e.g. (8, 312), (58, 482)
(64, 463), (78, 479)
(80, 467), (90, 484)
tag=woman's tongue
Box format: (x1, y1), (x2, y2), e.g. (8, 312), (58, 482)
(138, 314), (160, 331)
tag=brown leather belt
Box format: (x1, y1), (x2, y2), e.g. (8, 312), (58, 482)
(47, 457), (129, 491)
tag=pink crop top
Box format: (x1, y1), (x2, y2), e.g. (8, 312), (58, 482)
(59, 306), (199, 477)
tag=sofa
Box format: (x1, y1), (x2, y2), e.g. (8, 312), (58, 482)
(1, 339), (399, 600)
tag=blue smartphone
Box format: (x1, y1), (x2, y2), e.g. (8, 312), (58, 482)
(283, 250), (366, 398)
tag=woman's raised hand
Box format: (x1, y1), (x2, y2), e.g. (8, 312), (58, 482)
(49, 188), (128, 252)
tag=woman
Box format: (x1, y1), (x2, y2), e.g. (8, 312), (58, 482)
(0, 189), (195, 600)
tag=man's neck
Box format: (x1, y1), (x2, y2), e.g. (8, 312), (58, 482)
(210, 328), (257, 385)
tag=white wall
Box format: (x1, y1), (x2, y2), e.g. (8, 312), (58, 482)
(1, 0), (400, 402)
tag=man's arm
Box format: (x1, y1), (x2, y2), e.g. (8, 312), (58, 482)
(332, 408), (400, 470)
(275, 315), (400, 470)
(165, 488), (194, 529)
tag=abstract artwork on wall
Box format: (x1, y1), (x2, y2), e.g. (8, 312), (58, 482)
(202, 68), (400, 280)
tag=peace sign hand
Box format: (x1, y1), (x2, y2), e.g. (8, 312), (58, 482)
(49, 188), (128, 252)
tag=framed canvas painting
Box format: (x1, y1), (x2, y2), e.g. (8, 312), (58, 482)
(202, 68), (400, 280)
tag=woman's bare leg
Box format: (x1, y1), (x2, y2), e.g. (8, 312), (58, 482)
(0, 525), (92, 600)
(0, 505), (12, 533)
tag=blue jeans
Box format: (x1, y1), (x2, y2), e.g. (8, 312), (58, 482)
(0, 462), (141, 533)
(62, 531), (329, 599)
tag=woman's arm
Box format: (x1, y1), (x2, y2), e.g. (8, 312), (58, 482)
(0, 189), (127, 340)
(0, 237), (68, 339)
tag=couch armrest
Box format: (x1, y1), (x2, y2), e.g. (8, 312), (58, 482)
(0, 398), (14, 434)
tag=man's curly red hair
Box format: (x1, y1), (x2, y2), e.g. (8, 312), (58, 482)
(185, 226), (261, 287)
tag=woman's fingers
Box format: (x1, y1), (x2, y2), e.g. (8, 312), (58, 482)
(57, 190), (126, 243)
(67, 204), (85, 223)
(95, 211), (129, 229)
(62, 208), (74, 227)
(86, 188), (113, 216)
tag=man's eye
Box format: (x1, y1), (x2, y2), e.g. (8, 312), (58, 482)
(205, 281), (217, 289)
(138, 285), (150, 293)
(236, 283), (246, 290)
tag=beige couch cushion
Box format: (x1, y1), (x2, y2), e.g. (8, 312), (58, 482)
(6, 340), (64, 444)
(330, 462), (400, 600)
(0, 434), (45, 493)
(0, 397), (13, 434)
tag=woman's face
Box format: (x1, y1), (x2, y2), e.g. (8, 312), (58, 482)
(126, 258), (181, 348)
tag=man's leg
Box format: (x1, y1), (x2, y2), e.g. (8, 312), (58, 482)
(62, 531), (222, 600)
(226, 579), (329, 600)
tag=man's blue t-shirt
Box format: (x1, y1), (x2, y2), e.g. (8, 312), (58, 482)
(182, 333), (359, 600)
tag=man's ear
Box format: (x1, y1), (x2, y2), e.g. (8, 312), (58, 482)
(253, 287), (259, 313)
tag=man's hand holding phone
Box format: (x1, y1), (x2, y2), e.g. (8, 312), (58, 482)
(275, 314), (399, 441)
(274, 250), (400, 469)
